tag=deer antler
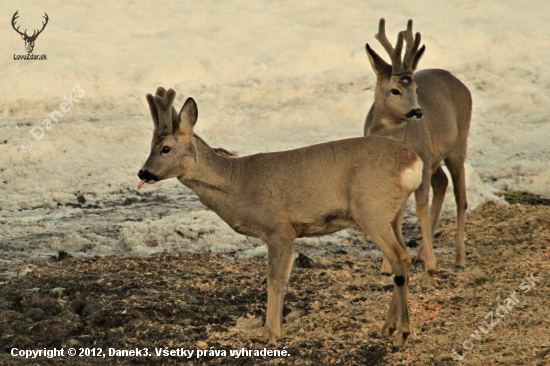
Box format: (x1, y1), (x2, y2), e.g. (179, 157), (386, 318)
(32, 13), (49, 39)
(375, 18), (405, 73)
(11, 11), (27, 37)
(12, 11), (49, 40)
(149, 87), (178, 135)
(402, 19), (423, 72)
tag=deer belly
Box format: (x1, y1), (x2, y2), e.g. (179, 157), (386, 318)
(293, 211), (356, 237)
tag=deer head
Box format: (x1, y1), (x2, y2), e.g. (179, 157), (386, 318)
(12, 11), (49, 54)
(366, 19), (426, 123)
(137, 87), (199, 189)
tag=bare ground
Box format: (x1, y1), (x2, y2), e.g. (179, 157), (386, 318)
(1, 199), (549, 365)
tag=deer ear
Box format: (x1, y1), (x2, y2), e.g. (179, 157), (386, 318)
(178, 98), (198, 136)
(411, 45), (425, 71)
(20, 34), (26, 40)
(366, 44), (392, 79)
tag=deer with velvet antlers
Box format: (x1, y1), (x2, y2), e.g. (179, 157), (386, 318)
(364, 19), (472, 272)
(138, 87), (424, 346)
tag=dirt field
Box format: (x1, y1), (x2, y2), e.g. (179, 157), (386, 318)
(1, 196), (549, 365)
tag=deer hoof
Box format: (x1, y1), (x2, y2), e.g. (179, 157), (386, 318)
(416, 252), (436, 271)
(262, 328), (281, 345)
(393, 331), (410, 347)
(380, 325), (396, 337)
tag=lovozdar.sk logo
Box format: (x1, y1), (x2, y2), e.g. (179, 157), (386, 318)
(12, 10), (49, 60)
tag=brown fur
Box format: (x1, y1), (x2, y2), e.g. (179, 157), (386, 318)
(138, 87), (424, 346)
(364, 19), (472, 271)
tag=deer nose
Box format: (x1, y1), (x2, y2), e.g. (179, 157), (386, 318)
(406, 108), (423, 119)
(138, 169), (159, 181)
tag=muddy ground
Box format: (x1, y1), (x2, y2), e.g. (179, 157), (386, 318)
(1, 196), (549, 365)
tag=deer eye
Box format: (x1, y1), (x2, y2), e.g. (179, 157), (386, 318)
(391, 89), (401, 95)
(161, 146), (171, 154)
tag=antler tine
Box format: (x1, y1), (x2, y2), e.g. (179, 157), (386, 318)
(403, 19), (422, 71)
(155, 86), (167, 98)
(374, 18), (404, 73)
(36, 13), (49, 35)
(146, 93), (160, 133)
(404, 20), (414, 48)
(11, 10), (26, 36)
(153, 88), (177, 135)
(374, 19), (394, 59)
(154, 89), (176, 112)
(394, 31), (405, 71)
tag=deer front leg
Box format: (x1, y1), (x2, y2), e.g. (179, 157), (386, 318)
(414, 169), (437, 271)
(380, 204), (407, 275)
(370, 226), (412, 346)
(263, 232), (295, 344)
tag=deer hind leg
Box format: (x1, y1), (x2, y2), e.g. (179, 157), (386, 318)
(380, 203), (407, 275)
(354, 209), (412, 346)
(430, 166), (448, 237)
(414, 169), (437, 271)
(444, 158), (468, 269)
(263, 230), (296, 344)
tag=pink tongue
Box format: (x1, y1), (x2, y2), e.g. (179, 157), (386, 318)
(137, 179), (146, 190)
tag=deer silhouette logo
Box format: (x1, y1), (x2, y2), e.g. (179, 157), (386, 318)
(12, 11), (49, 54)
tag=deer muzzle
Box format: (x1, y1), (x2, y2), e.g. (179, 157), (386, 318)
(405, 108), (423, 119)
(137, 169), (159, 189)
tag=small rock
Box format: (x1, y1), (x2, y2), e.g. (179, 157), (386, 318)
(66, 339), (81, 348)
(50, 287), (65, 297)
(197, 340), (208, 349)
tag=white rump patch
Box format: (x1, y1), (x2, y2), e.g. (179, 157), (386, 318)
(400, 156), (423, 192)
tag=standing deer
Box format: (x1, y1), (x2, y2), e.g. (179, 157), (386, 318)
(364, 19), (472, 272)
(12, 11), (49, 54)
(138, 87), (423, 346)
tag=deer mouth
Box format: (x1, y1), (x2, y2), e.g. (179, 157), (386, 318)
(137, 170), (160, 190)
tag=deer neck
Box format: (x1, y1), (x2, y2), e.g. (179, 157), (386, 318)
(369, 104), (407, 142)
(178, 136), (237, 208)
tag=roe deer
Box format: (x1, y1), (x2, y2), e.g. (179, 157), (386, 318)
(138, 87), (423, 346)
(364, 19), (472, 272)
